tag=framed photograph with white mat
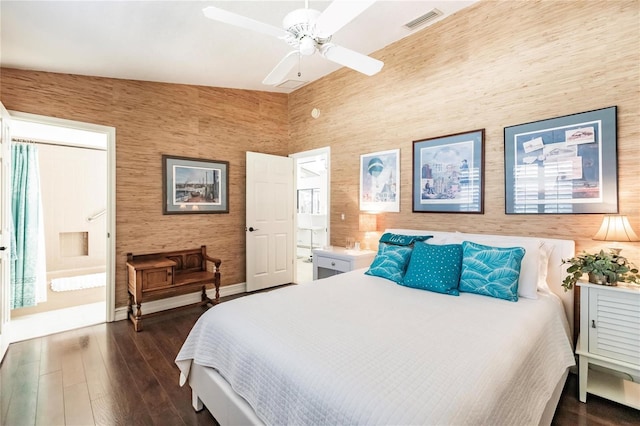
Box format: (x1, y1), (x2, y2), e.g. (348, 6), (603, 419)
(412, 129), (484, 213)
(504, 106), (618, 214)
(162, 155), (229, 214)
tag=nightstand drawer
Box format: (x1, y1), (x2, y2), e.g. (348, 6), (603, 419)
(316, 256), (350, 272)
(312, 247), (376, 280)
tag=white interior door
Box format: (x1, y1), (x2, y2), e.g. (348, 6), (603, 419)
(0, 103), (12, 362)
(246, 151), (294, 292)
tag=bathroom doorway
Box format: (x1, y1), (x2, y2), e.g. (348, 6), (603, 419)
(8, 113), (114, 341)
(290, 147), (330, 284)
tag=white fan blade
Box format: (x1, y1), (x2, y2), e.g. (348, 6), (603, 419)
(263, 51), (300, 85)
(315, 0), (376, 38)
(320, 43), (383, 76)
(202, 6), (288, 39)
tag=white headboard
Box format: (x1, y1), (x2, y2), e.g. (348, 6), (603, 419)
(386, 229), (576, 336)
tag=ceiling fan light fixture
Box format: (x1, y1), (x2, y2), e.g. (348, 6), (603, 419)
(299, 37), (316, 56)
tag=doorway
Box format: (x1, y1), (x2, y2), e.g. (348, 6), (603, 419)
(7, 113), (115, 341)
(290, 147), (330, 284)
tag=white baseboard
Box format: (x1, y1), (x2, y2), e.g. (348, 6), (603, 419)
(114, 282), (246, 322)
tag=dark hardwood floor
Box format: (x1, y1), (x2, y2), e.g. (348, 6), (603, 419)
(1, 294), (639, 426)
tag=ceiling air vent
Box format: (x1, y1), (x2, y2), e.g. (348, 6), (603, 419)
(277, 79), (308, 90)
(403, 8), (442, 31)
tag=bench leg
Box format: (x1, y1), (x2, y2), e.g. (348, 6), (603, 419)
(127, 293), (142, 331)
(128, 301), (143, 332)
(200, 285), (217, 306)
(127, 293), (133, 317)
(199, 285), (221, 307)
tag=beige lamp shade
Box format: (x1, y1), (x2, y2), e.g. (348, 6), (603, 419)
(359, 214), (377, 232)
(592, 215), (640, 242)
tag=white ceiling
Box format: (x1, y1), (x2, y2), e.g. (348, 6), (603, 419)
(1, 1), (477, 94)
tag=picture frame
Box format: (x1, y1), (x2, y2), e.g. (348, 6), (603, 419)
(297, 188), (320, 214)
(360, 148), (400, 212)
(162, 155), (229, 214)
(504, 106), (618, 214)
(412, 129), (484, 213)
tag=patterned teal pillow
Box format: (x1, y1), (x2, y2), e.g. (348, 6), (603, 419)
(459, 241), (525, 302)
(365, 243), (413, 284)
(402, 242), (462, 295)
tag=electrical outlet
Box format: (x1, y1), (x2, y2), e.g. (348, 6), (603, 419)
(341, 213), (345, 221)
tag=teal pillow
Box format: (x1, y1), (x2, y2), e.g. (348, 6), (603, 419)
(402, 242), (462, 295)
(378, 233), (432, 246)
(459, 241), (525, 302)
(365, 243), (413, 284)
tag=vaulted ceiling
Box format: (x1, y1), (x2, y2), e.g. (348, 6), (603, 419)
(1, 1), (477, 93)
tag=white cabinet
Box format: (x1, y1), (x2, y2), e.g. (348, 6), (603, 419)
(576, 281), (640, 409)
(312, 247), (376, 280)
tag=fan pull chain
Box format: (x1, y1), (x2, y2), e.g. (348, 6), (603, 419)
(298, 54), (302, 77)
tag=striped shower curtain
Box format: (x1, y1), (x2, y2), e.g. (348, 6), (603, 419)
(11, 143), (46, 309)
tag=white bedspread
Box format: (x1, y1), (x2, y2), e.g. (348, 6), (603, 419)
(176, 270), (575, 425)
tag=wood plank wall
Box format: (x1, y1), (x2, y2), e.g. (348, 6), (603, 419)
(1, 0), (639, 310)
(289, 0), (640, 263)
(0, 71), (289, 307)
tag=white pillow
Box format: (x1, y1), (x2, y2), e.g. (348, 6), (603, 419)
(442, 233), (548, 299)
(537, 242), (554, 294)
(423, 234), (449, 245)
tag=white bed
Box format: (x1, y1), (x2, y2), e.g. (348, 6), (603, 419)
(176, 230), (576, 425)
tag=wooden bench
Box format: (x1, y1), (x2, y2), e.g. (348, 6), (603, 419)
(126, 246), (221, 331)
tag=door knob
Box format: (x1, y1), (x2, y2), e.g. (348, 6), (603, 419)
(0, 247), (6, 251)
(248, 227), (259, 232)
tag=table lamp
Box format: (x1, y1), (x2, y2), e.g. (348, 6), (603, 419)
(359, 213), (377, 250)
(592, 214), (639, 254)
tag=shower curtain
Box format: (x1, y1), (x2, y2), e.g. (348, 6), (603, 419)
(11, 143), (46, 309)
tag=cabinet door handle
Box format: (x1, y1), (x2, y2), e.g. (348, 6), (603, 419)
(591, 320), (596, 328)
(331, 261), (336, 266)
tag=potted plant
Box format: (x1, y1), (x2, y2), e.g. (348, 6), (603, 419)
(562, 249), (640, 291)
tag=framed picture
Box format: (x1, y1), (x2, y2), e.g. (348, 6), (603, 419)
(162, 155), (229, 214)
(297, 188), (320, 214)
(360, 149), (400, 212)
(412, 129), (484, 213)
(504, 106), (617, 214)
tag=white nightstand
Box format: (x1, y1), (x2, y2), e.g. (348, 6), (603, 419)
(576, 281), (640, 409)
(312, 247), (376, 280)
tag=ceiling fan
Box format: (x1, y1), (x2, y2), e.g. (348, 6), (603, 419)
(202, 0), (384, 86)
